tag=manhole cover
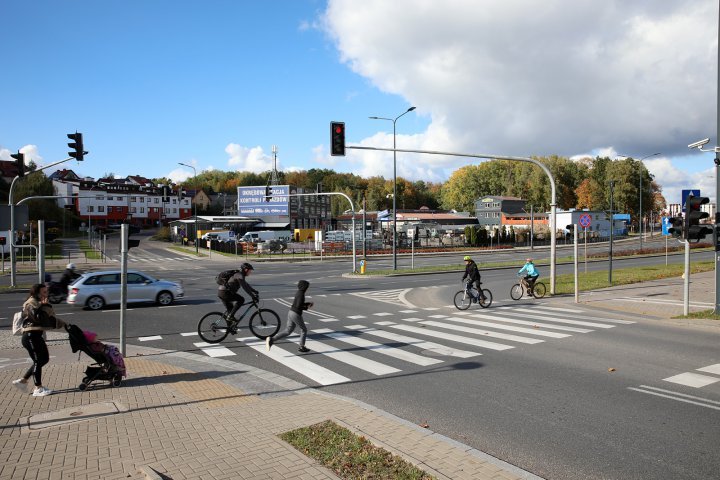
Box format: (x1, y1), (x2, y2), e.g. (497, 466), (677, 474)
(23, 401), (128, 431)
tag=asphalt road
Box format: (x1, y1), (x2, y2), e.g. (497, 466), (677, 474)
(1, 238), (717, 479)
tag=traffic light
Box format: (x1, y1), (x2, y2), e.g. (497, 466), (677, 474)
(264, 185), (272, 202)
(161, 186), (170, 203)
(128, 239), (140, 249)
(67, 132), (86, 161)
(0, 236), (5, 246)
(330, 121), (345, 156)
(10, 151), (25, 177)
(684, 194), (712, 242)
(668, 216), (684, 238)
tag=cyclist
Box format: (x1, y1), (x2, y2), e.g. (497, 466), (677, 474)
(218, 262), (259, 322)
(462, 255), (485, 302)
(518, 258), (540, 296)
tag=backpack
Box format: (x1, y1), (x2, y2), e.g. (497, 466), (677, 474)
(215, 269), (240, 286)
(12, 312), (25, 335)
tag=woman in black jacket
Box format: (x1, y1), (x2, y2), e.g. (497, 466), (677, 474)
(12, 283), (66, 397)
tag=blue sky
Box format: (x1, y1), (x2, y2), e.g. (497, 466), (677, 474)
(1, 0), (718, 206)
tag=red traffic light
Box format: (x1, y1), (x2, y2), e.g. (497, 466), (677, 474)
(331, 121), (345, 156)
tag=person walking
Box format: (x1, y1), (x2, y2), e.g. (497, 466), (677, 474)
(266, 280), (313, 353)
(12, 283), (67, 397)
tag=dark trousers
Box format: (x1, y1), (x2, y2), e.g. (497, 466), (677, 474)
(272, 311), (307, 347)
(21, 331), (49, 387)
(218, 291), (244, 318)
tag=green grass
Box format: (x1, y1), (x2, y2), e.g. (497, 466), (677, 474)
(672, 310), (720, 320)
(167, 246), (209, 257)
(78, 240), (103, 260)
(280, 420), (435, 480)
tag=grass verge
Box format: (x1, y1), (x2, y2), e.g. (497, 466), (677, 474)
(673, 310), (720, 320)
(167, 246), (209, 257)
(78, 240), (103, 260)
(280, 420), (435, 480)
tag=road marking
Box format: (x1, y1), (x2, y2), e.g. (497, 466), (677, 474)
(301, 334), (401, 375)
(697, 364), (720, 375)
(388, 323), (514, 351)
(499, 311), (615, 328)
(348, 315), (366, 319)
(345, 324), (480, 358)
(445, 316), (571, 338)
(138, 335), (162, 341)
(399, 310), (417, 313)
(527, 306), (635, 324)
(314, 328), (442, 366)
(471, 312), (592, 333)
(421, 320), (544, 344)
(180, 332), (197, 336)
(663, 372), (720, 388)
(193, 342), (235, 358)
(629, 385), (720, 411)
(373, 312), (393, 316)
(243, 340), (350, 386)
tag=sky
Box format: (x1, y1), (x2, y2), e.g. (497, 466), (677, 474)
(1, 0), (719, 207)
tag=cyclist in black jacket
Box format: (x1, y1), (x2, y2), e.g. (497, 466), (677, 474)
(218, 263), (259, 322)
(462, 255), (486, 302)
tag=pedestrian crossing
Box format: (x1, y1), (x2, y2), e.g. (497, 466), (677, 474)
(138, 302), (637, 386)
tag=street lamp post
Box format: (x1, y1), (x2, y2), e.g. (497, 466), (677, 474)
(369, 106), (416, 270)
(178, 163), (198, 254)
(618, 152), (661, 251)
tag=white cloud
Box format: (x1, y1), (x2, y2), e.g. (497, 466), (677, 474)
(321, 0), (717, 189)
(225, 143), (277, 173)
(645, 157), (716, 206)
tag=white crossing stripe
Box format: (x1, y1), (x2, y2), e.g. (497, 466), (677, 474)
(697, 364), (720, 375)
(302, 336), (401, 375)
(399, 310), (417, 313)
(314, 328), (442, 366)
(373, 312), (393, 316)
(400, 317), (424, 322)
(470, 312), (592, 333)
(180, 332), (197, 336)
(244, 340), (350, 386)
(663, 372), (720, 388)
(421, 320), (544, 344)
(348, 315), (366, 319)
(629, 385), (720, 411)
(138, 335), (162, 341)
(345, 325), (480, 358)
(317, 318), (339, 323)
(429, 315), (448, 319)
(193, 342), (235, 358)
(527, 306), (635, 324)
(501, 311), (615, 329)
(388, 323), (514, 351)
(445, 316), (571, 338)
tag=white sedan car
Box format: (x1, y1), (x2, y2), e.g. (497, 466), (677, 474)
(67, 270), (184, 310)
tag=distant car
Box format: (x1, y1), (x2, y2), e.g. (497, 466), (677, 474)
(67, 270), (184, 310)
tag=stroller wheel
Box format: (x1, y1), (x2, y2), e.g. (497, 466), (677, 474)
(112, 376), (122, 387)
(82, 377), (89, 383)
(78, 383), (87, 391)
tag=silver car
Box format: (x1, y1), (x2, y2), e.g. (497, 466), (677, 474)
(67, 270), (184, 310)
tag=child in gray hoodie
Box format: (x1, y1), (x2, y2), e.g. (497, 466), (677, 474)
(266, 280), (313, 353)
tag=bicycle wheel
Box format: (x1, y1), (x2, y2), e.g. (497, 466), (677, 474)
(453, 290), (471, 310)
(510, 284), (524, 301)
(532, 282), (547, 299)
(249, 308), (281, 339)
(198, 312), (231, 343)
(479, 289), (493, 308)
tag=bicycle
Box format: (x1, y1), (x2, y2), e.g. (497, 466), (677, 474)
(454, 281), (493, 310)
(197, 298), (281, 343)
(510, 275), (546, 300)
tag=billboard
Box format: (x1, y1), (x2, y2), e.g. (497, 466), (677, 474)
(238, 185), (289, 216)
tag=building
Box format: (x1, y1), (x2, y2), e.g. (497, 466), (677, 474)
(474, 196), (526, 229)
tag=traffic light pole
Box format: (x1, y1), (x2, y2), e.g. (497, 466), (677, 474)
(683, 239), (690, 316)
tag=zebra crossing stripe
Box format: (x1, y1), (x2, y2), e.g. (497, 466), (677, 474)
(314, 328), (442, 366)
(344, 325), (480, 358)
(422, 320), (544, 344)
(470, 313), (593, 333)
(301, 336), (401, 375)
(444, 316), (571, 338)
(388, 324), (514, 351)
(193, 342), (235, 358)
(527, 306), (635, 324)
(244, 340), (350, 386)
(138, 335), (162, 341)
(500, 311), (615, 329)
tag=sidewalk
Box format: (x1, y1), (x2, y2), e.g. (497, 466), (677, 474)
(0, 331), (537, 480)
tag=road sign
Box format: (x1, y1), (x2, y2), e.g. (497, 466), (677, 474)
(681, 189), (700, 212)
(579, 213), (591, 228)
(662, 216), (670, 235)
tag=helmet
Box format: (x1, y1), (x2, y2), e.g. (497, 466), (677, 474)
(240, 262), (254, 272)
(463, 256), (471, 261)
(66, 263), (76, 270)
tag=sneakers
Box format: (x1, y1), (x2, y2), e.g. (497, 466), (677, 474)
(265, 336), (273, 351)
(32, 386), (53, 397)
(12, 378), (28, 392)
(298, 346), (310, 353)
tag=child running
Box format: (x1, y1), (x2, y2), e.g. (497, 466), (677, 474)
(266, 280), (313, 353)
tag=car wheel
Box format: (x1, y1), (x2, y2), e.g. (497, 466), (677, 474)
(86, 296), (105, 310)
(156, 291), (173, 306)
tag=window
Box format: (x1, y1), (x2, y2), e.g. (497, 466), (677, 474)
(127, 273), (148, 284)
(130, 196), (136, 202)
(173, 208), (177, 213)
(95, 195), (104, 200)
(130, 207), (136, 213)
(154, 198), (159, 204)
(140, 207), (145, 213)
(87, 206), (94, 213)
(98, 206), (105, 213)
(139, 197), (144, 203)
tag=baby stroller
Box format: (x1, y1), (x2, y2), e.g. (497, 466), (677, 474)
(66, 324), (126, 390)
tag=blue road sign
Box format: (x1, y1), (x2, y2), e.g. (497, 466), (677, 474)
(662, 216), (670, 236)
(681, 189), (700, 211)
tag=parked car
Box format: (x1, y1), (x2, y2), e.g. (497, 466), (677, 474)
(67, 270), (184, 310)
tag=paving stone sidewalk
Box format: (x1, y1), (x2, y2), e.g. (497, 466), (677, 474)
(0, 334), (537, 480)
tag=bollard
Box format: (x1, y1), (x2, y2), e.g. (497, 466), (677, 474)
(360, 259), (366, 274)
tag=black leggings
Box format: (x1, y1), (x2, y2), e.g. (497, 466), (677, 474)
(21, 331), (49, 387)
(218, 291), (244, 317)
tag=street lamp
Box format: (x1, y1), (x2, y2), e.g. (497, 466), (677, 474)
(178, 162), (198, 254)
(618, 152), (661, 251)
(369, 106), (416, 270)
